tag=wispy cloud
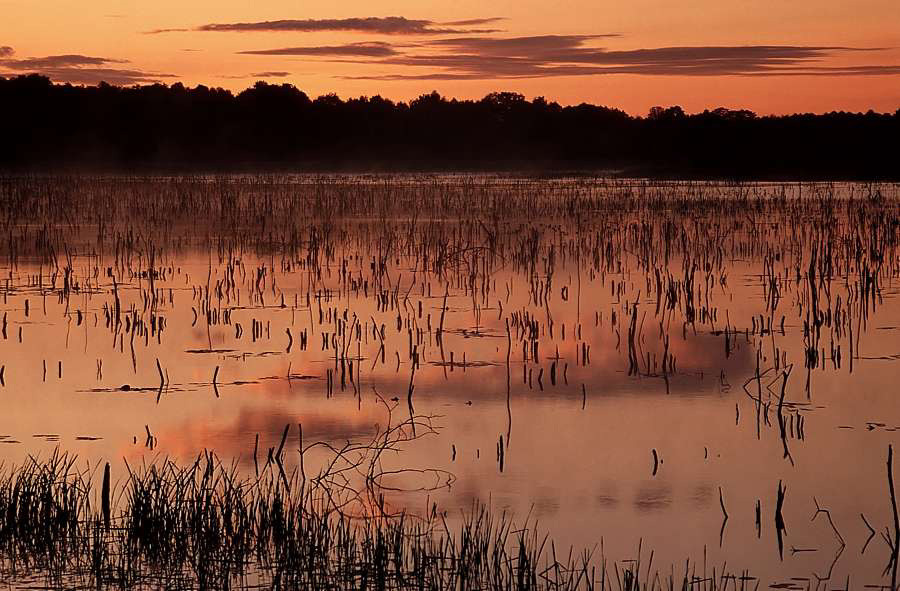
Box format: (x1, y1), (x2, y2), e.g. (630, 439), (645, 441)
(0, 52), (175, 85)
(146, 28), (190, 34)
(441, 18), (506, 26)
(239, 42), (397, 58)
(21, 67), (177, 85)
(252, 71), (291, 77)
(427, 35), (620, 56)
(220, 71), (292, 79)
(743, 65), (900, 76)
(147, 16), (502, 35)
(0, 46), (13, 58)
(2, 54), (128, 69)
(325, 36), (898, 79)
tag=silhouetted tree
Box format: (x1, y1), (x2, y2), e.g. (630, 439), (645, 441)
(0, 74), (897, 178)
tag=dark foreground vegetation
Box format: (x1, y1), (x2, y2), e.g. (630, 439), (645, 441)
(1, 74), (898, 178)
(0, 412), (749, 590)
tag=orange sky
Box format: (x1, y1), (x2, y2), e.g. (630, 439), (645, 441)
(0, 0), (898, 114)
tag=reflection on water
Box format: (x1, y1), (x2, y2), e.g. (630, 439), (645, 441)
(0, 175), (899, 585)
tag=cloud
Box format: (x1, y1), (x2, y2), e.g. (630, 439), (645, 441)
(24, 67), (177, 85)
(0, 46), (13, 58)
(342, 72), (485, 81)
(325, 36), (898, 79)
(239, 42), (398, 58)
(428, 35), (620, 56)
(1, 54), (128, 69)
(148, 16), (502, 35)
(744, 64), (900, 76)
(441, 18), (506, 26)
(220, 71), (293, 79)
(144, 28), (191, 34)
(0, 52), (175, 85)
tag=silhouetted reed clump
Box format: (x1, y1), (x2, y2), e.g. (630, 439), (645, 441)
(0, 447), (749, 590)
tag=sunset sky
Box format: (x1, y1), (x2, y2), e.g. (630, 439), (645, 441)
(1, 0), (898, 114)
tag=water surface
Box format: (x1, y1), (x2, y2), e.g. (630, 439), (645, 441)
(1, 175), (898, 586)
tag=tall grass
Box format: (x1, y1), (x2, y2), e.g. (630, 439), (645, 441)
(0, 444), (751, 590)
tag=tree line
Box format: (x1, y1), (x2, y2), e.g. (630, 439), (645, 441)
(1, 74), (898, 178)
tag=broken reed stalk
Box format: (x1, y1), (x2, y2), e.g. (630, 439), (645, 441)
(889, 444), (899, 590)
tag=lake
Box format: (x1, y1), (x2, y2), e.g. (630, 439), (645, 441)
(0, 175), (898, 588)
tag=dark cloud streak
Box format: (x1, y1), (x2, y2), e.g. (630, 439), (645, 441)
(324, 36), (898, 79)
(239, 42), (397, 57)
(21, 67), (176, 85)
(1, 54), (128, 69)
(144, 28), (190, 34)
(0, 52), (175, 85)
(251, 71), (291, 78)
(429, 35), (619, 55)
(148, 16), (501, 35)
(440, 18), (506, 26)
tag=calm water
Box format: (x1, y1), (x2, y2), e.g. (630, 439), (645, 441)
(1, 175), (899, 586)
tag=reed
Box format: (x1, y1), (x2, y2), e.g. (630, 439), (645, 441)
(0, 440), (748, 590)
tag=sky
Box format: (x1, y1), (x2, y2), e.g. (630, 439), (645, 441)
(0, 0), (898, 115)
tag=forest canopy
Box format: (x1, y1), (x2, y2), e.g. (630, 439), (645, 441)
(1, 74), (898, 178)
